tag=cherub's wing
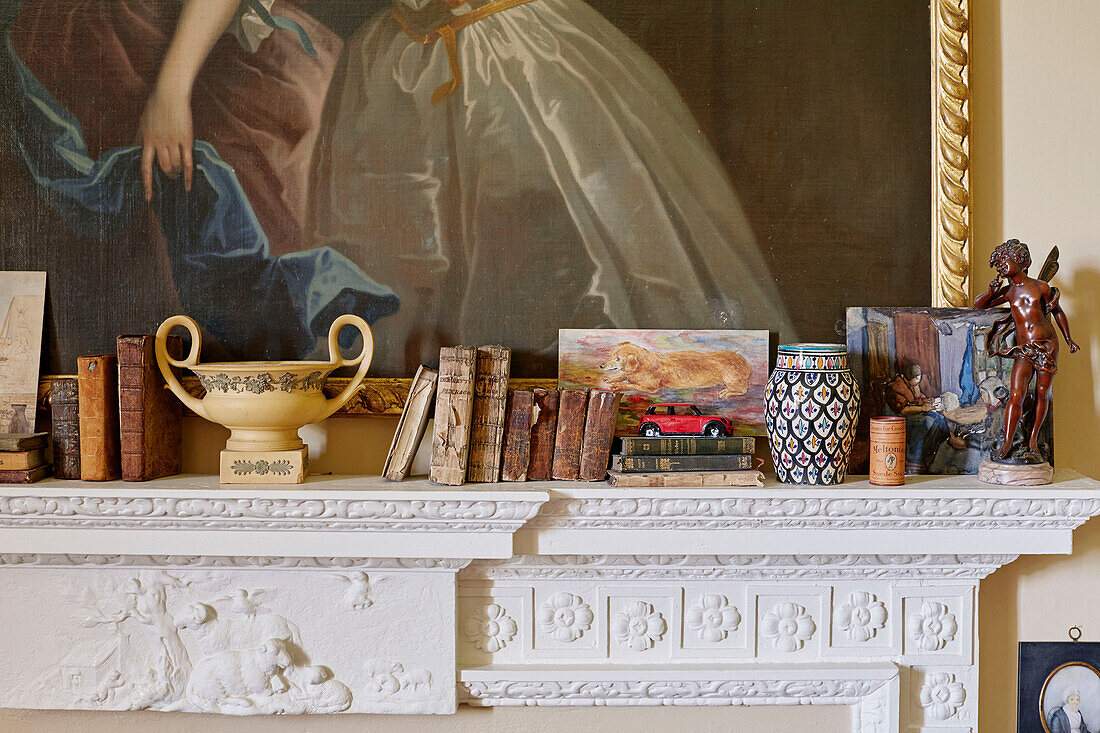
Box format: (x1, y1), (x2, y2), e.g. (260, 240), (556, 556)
(1038, 246), (1060, 282)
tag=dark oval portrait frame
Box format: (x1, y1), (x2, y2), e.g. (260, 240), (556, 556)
(1039, 660), (1100, 733)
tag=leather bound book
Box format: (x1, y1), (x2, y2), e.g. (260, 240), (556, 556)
(607, 470), (765, 488)
(0, 463), (51, 484)
(430, 346), (478, 485)
(0, 433), (47, 452)
(618, 436), (756, 456)
(610, 454), (754, 473)
(0, 449), (46, 471)
(118, 335), (183, 481)
(50, 378), (81, 479)
(466, 346), (511, 482)
(551, 389), (589, 480)
(500, 390), (534, 482)
(526, 388), (559, 481)
(383, 365), (439, 481)
(578, 390), (622, 481)
(77, 354), (122, 481)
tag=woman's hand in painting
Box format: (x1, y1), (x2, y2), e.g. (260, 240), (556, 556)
(139, 88), (194, 201)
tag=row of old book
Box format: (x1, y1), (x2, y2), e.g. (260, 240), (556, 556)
(382, 346), (622, 485)
(45, 335), (183, 483)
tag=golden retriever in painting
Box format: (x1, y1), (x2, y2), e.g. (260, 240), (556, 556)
(598, 342), (751, 398)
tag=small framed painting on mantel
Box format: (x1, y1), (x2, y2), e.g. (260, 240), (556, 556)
(558, 328), (769, 437)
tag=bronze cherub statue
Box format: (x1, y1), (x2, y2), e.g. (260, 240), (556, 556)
(973, 239), (1079, 482)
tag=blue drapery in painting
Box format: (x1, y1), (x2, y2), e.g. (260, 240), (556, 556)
(0, 2), (398, 358)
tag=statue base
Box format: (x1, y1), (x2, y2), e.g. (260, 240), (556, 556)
(219, 447), (309, 484)
(978, 459), (1054, 486)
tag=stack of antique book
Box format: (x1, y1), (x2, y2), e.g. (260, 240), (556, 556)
(384, 347), (621, 485)
(0, 432), (51, 483)
(606, 435), (764, 487)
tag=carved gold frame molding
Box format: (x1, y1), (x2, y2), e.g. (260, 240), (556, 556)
(932, 0), (972, 308)
(35, 2), (969, 419)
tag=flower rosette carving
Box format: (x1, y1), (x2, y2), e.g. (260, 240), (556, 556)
(685, 594), (741, 643)
(907, 600), (958, 652)
(919, 672), (965, 721)
(837, 591), (888, 642)
(760, 601), (816, 653)
(464, 603), (518, 653)
(611, 601), (667, 651)
(537, 592), (593, 643)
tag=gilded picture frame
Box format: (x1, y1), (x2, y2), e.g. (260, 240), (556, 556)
(30, 0), (971, 419)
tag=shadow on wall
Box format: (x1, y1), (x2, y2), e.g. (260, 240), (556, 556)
(979, 265), (1100, 733)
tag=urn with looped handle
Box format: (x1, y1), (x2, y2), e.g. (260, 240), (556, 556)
(155, 314), (374, 458)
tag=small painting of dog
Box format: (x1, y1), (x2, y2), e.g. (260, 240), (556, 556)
(559, 329), (769, 436)
(599, 342), (751, 398)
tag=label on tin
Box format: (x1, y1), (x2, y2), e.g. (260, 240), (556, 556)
(869, 418), (906, 486)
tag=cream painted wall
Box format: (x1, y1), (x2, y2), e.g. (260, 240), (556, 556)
(971, 2), (1100, 732)
(8, 1), (1099, 730)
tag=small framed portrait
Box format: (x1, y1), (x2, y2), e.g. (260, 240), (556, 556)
(1020, 642), (1100, 732)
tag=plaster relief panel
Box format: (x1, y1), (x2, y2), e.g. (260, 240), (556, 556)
(753, 587), (829, 659)
(898, 585), (974, 665)
(826, 582), (898, 658)
(905, 665), (976, 731)
(530, 587), (603, 658)
(0, 567), (457, 715)
(606, 591), (676, 661)
(679, 583), (752, 658)
(456, 587), (529, 665)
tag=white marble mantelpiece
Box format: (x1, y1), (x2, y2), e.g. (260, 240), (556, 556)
(1, 470), (1098, 730)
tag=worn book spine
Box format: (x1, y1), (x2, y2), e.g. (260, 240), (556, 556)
(551, 389), (589, 480)
(78, 354), (122, 481)
(578, 390), (622, 481)
(0, 432), (48, 452)
(527, 388), (559, 481)
(429, 346), (478, 485)
(610, 453), (754, 473)
(618, 436), (756, 456)
(0, 463), (51, 484)
(50, 378), (81, 479)
(0, 449), (46, 470)
(606, 470), (765, 488)
(466, 346), (511, 482)
(118, 335), (183, 481)
(383, 365), (439, 481)
(500, 390), (534, 482)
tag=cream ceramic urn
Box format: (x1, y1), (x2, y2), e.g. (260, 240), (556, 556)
(155, 314), (374, 484)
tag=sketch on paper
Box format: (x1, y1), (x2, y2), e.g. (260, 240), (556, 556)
(0, 271), (45, 433)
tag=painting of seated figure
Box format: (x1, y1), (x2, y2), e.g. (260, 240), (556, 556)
(846, 307), (1054, 475)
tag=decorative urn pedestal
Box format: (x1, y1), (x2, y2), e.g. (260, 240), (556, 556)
(155, 315), (374, 484)
(765, 343), (861, 485)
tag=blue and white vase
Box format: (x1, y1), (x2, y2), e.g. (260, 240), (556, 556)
(764, 344), (861, 485)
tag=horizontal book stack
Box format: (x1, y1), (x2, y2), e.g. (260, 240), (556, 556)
(607, 435), (764, 487)
(0, 432), (51, 483)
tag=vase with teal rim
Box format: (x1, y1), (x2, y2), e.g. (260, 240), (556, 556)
(764, 343), (861, 485)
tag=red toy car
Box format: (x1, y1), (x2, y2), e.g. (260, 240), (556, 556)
(637, 403), (734, 437)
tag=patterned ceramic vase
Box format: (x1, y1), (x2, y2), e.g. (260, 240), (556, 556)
(764, 344), (861, 485)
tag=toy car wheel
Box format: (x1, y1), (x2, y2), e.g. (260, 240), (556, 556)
(702, 421), (727, 437)
(639, 422), (661, 437)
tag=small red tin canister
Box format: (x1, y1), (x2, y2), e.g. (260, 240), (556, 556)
(869, 416), (906, 486)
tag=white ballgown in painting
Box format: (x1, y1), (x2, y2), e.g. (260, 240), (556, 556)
(309, 0), (795, 374)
